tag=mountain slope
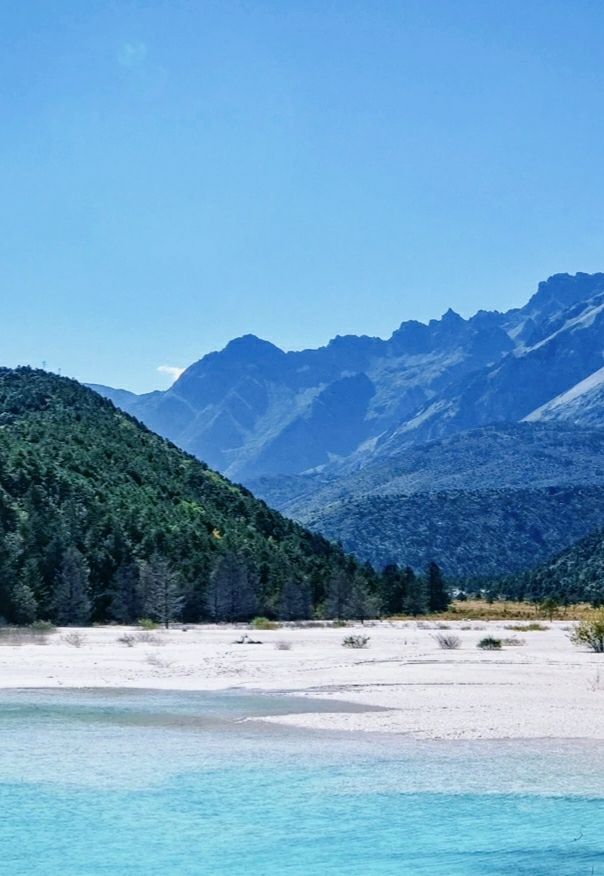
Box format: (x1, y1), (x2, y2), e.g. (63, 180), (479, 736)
(0, 368), (379, 624)
(376, 288), (604, 454)
(299, 486), (604, 580)
(506, 527), (604, 605)
(93, 272), (604, 480)
(524, 366), (604, 427)
(249, 423), (604, 577)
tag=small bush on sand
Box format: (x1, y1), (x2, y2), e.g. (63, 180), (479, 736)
(505, 623), (547, 632)
(433, 633), (461, 650)
(274, 641), (292, 650)
(571, 612), (604, 653)
(146, 653), (172, 669)
(30, 620), (56, 634)
(502, 637), (526, 647)
(477, 637), (502, 650)
(63, 632), (84, 648)
(137, 618), (158, 631)
(136, 631), (161, 644)
(118, 633), (137, 647)
(342, 634), (370, 649)
(250, 617), (278, 630)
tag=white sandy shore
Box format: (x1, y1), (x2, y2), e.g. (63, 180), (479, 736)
(1, 620), (603, 740)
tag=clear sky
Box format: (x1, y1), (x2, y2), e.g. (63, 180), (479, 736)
(2, 0), (604, 392)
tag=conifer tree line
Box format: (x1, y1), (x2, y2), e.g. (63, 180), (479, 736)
(7, 540), (450, 626)
(0, 368), (453, 626)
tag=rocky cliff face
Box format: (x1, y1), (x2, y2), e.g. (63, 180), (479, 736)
(93, 272), (604, 481)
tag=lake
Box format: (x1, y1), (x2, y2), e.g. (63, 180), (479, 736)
(1, 688), (603, 875)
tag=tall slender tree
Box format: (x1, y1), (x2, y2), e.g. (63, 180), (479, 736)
(138, 554), (184, 628)
(205, 551), (258, 622)
(403, 568), (429, 616)
(52, 547), (91, 625)
(426, 561), (449, 613)
(343, 573), (378, 622)
(381, 563), (408, 615)
(109, 562), (141, 624)
(277, 575), (312, 621)
(324, 568), (350, 620)
(11, 580), (38, 625)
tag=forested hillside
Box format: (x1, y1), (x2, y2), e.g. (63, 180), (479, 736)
(300, 487), (604, 581)
(502, 528), (604, 605)
(251, 424), (604, 578)
(0, 369), (396, 625)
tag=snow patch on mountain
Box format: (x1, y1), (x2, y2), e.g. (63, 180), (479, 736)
(525, 366), (604, 424)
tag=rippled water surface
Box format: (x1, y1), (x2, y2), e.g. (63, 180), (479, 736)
(1, 688), (603, 875)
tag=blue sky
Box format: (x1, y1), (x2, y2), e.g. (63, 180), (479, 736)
(2, 0), (604, 392)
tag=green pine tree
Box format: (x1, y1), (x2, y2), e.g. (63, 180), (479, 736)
(343, 573), (379, 622)
(52, 547), (91, 625)
(403, 568), (429, 616)
(138, 554), (184, 629)
(11, 580), (38, 625)
(427, 561), (450, 612)
(205, 551), (258, 622)
(381, 563), (408, 615)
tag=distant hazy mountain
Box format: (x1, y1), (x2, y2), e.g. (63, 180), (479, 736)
(92, 272), (604, 482)
(249, 423), (604, 578)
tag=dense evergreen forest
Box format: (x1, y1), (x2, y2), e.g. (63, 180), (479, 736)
(250, 423), (604, 580)
(0, 369), (449, 625)
(498, 527), (604, 606)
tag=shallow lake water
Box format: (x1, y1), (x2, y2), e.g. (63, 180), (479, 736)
(1, 688), (603, 875)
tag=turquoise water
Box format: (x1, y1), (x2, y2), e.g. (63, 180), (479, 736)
(1, 689), (603, 875)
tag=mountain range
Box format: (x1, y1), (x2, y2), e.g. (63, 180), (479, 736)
(93, 272), (604, 578)
(94, 272), (604, 481)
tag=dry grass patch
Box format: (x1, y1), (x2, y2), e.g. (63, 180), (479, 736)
(391, 600), (595, 622)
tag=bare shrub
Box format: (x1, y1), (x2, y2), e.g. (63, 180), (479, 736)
(433, 633), (461, 650)
(502, 637), (526, 647)
(146, 653), (172, 669)
(342, 634), (370, 649)
(63, 632), (85, 648)
(118, 633), (137, 647)
(136, 632), (162, 645)
(274, 640), (292, 650)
